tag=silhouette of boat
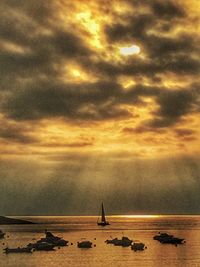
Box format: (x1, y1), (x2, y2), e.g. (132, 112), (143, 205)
(27, 242), (55, 251)
(77, 240), (92, 248)
(153, 232), (185, 245)
(105, 236), (132, 247)
(105, 237), (118, 244)
(28, 230), (68, 250)
(4, 246), (33, 254)
(41, 230), (68, 246)
(0, 230), (5, 239)
(131, 241), (146, 251)
(153, 232), (173, 241)
(97, 203), (109, 226)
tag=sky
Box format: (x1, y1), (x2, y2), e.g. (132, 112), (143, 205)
(0, 0), (200, 215)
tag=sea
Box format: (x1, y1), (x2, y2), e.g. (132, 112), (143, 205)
(1, 215), (200, 267)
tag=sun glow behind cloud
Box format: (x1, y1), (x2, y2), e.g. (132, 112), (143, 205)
(119, 44), (141, 56)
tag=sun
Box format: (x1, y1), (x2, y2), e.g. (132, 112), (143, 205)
(120, 44), (140, 56)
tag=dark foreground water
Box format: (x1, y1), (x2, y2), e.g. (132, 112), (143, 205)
(1, 215), (200, 267)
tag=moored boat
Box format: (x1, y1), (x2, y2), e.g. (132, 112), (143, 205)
(4, 246), (33, 254)
(153, 232), (185, 245)
(0, 230), (5, 239)
(131, 241), (146, 251)
(27, 242), (55, 251)
(106, 236), (132, 247)
(38, 230), (68, 246)
(153, 232), (173, 241)
(77, 240), (93, 248)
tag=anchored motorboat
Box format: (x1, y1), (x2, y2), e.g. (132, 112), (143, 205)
(27, 242), (55, 251)
(77, 240), (93, 248)
(0, 230), (5, 239)
(39, 230), (68, 246)
(153, 232), (173, 241)
(36, 242), (55, 251)
(105, 237), (119, 244)
(131, 241), (146, 251)
(105, 236), (132, 247)
(153, 232), (185, 245)
(4, 246), (33, 254)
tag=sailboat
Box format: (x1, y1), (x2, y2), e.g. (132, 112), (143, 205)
(97, 203), (110, 226)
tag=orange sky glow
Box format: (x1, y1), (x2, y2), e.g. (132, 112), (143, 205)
(0, 0), (199, 215)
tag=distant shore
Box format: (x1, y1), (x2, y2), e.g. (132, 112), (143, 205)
(0, 216), (35, 224)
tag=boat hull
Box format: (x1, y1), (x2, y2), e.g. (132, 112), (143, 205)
(97, 222), (110, 226)
(4, 247), (32, 254)
(77, 241), (92, 248)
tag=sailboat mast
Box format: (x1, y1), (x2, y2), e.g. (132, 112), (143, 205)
(101, 203), (106, 222)
(97, 202), (109, 226)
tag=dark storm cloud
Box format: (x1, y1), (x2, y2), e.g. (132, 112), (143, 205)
(121, 85), (200, 130)
(103, 0), (200, 129)
(0, 0), (131, 123)
(0, 0), (92, 87)
(2, 76), (199, 128)
(149, 88), (197, 128)
(107, 0), (186, 42)
(106, 13), (154, 41)
(128, 85), (199, 128)
(105, 0), (200, 78)
(0, 0), (199, 130)
(127, 0), (186, 19)
(85, 34), (200, 79)
(2, 80), (131, 121)
(106, 0), (186, 42)
(150, 0), (186, 19)
(0, 27), (92, 81)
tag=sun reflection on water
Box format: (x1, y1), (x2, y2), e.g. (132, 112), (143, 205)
(115, 215), (161, 218)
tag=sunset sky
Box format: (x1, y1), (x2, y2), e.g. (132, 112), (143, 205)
(0, 0), (200, 215)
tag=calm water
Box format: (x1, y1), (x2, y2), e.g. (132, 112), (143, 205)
(1, 215), (200, 267)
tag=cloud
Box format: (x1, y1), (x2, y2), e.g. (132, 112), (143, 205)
(0, 0), (94, 97)
(123, 126), (165, 134)
(150, 0), (186, 19)
(0, 0), (199, 217)
(174, 128), (195, 137)
(0, 117), (36, 144)
(0, 0), (199, 128)
(105, 0), (200, 79)
(149, 88), (198, 128)
(2, 80), (133, 121)
(41, 141), (93, 148)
